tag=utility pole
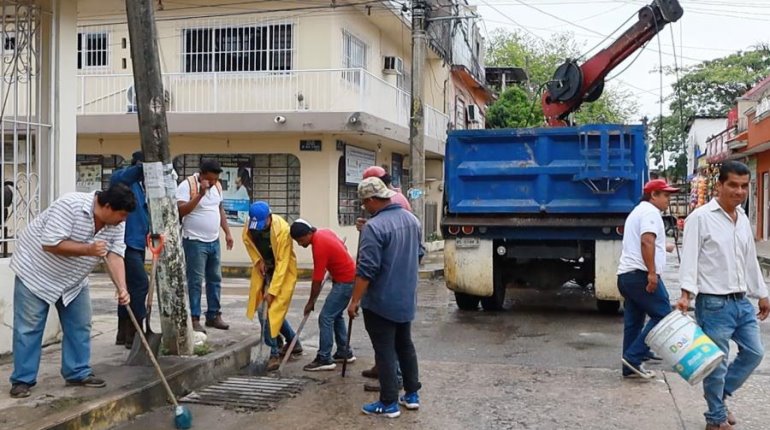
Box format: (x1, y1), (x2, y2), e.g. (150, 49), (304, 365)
(125, 0), (194, 355)
(410, 0), (427, 241)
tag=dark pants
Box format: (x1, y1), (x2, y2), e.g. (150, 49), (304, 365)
(617, 270), (671, 373)
(117, 247), (149, 320)
(363, 309), (421, 404)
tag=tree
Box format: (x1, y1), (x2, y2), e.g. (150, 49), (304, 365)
(649, 46), (770, 181)
(485, 29), (638, 127)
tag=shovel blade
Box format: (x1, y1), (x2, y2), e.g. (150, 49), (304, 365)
(126, 331), (162, 366)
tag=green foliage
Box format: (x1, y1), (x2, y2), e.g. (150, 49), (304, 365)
(650, 46), (770, 181)
(486, 86), (539, 128)
(485, 29), (637, 128)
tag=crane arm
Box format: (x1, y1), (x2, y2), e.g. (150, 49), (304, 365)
(542, 0), (683, 126)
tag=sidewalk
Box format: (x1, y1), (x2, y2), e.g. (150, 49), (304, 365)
(0, 276), (258, 430)
(756, 240), (770, 277)
(0, 250), (443, 430)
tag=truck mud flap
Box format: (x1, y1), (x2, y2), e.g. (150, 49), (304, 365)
(445, 238), (494, 297)
(594, 240), (622, 301)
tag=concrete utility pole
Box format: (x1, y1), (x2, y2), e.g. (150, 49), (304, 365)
(410, 0), (427, 241)
(125, 0), (194, 355)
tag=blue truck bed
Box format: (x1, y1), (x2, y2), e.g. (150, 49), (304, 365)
(444, 124), (648, 215)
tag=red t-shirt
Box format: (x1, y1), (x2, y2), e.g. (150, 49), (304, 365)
(311, 229), (356, 283)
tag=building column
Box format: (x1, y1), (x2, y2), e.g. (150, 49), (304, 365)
(52, 0), (78, 196)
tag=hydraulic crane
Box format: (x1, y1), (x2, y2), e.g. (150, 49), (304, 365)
(542, 0), (684, 126)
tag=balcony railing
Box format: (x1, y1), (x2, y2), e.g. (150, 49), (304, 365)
(77, 68), (449, 144)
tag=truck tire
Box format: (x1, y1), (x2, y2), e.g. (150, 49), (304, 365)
(596, 299), (621, 315)
(455, 292), (480, 311)
(481, 281), (506, 311)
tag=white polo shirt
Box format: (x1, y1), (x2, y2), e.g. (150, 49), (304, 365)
(176, 175), (223, 243)
(617, 201), (666, 275)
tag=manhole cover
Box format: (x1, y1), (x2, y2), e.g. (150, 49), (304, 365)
(180, 376), (305, 410)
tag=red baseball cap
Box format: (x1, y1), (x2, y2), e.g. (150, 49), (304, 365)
(643, 179), (679, 194)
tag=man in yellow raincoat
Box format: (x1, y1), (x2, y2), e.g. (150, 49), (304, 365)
(243, 201), (301, 371)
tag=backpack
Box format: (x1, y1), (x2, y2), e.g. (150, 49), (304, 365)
(186, 173), (223, 201)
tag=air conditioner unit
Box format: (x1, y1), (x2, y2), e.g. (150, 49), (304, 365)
(467, 104), (480, 123)
(126, 84), (171, 113)
(383, 56), (404, 75)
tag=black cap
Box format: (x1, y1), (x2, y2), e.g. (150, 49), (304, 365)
(290, 219), (316, 239)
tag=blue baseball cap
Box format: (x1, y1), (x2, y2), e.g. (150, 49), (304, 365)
(248, 201), (271, 230)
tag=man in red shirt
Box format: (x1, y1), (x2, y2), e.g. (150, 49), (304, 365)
(290, 219), (357, 371)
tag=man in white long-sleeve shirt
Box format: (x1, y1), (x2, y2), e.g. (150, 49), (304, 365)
(677, 160), (770, 430)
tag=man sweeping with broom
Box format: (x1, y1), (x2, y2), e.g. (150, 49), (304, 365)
(9, 183), (136, 398)
(243, 201), (301, 372)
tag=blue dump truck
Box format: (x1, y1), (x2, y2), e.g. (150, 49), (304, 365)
(441, 124), (648, 313)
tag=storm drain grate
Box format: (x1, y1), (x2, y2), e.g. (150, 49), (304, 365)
(180, 376), (305, 410)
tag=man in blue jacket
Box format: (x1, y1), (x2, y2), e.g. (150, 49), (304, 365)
(109, 151), (150, 348)
(347, 177), (422, 418)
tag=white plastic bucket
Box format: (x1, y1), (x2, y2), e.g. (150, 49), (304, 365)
(645, 311), (725, 385)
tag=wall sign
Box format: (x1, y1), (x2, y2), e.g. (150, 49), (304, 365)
(300, 140), (322, 151)
(345, 145), (376, 184)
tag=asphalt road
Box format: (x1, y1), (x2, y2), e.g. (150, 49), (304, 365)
(111, 255), (770, 430)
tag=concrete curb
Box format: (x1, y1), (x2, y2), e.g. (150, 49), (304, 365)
(95, 263), (444, 281)
(30, 337), (259, 430)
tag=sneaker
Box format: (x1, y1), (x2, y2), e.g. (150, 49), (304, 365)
(10, 383), (31, 398)
(65, 375), (106, 388)
(621, 358), (655, 380)
(303, 358), (337, 372)
(642, 351), (663, 362)
(333, 351), (357, 363)
(361, 400), (401, 418)
(399, 392), (420, 410)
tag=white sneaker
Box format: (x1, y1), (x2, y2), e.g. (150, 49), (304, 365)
(622, 358), (656, 379)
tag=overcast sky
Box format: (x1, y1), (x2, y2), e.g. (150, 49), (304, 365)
(472, 0), (770, 120)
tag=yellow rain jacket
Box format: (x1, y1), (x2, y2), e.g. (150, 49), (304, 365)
(243, 214), (298, 338)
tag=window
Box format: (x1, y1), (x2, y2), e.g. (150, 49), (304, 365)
(75, 154), (126, 192)
(3, 32), (15, 52)
(183, 24), (293, 73)
(338, 156), (360, 226)
(455, 96), (466, 130)
(77, 32), (109, 69)
(174, 153), (300, 225)
(342, 30), (367, 84)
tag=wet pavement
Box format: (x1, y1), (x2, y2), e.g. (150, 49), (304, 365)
(109, 252), (770, 430)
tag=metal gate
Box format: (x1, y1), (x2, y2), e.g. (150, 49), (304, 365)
(425, 201), (438, 238)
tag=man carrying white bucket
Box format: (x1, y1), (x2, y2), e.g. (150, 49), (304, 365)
(677, 160), (770, 430)
(617, 179), (679, 379)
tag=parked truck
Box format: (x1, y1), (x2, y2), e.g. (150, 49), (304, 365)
(440, 0), (683, 313)
(442, 125), (648, 313)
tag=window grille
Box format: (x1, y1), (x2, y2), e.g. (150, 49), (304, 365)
(183, 24), (294, 73)
(173, 153), (300, 223)
(75, 154), (126, 192)
(337, 155), (360, 226)
(342, 30), (367, 85)
(77, 32), (108, 69)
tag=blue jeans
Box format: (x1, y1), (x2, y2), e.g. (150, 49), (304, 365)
(695, 294), (764, 425)
(11, 277), (93, 385)
(617, 270), (671, 374)
(317, 282), (354, 362)
(256, 302), (297, 357)
(183, 238), (222, 320)
(117, 247), (149, 320)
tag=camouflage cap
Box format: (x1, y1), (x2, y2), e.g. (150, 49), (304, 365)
(358, 177), (396, 200)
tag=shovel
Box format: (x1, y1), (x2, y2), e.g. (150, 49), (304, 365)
(249, 275), (271, 375)
(127, 234), (165, 366)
